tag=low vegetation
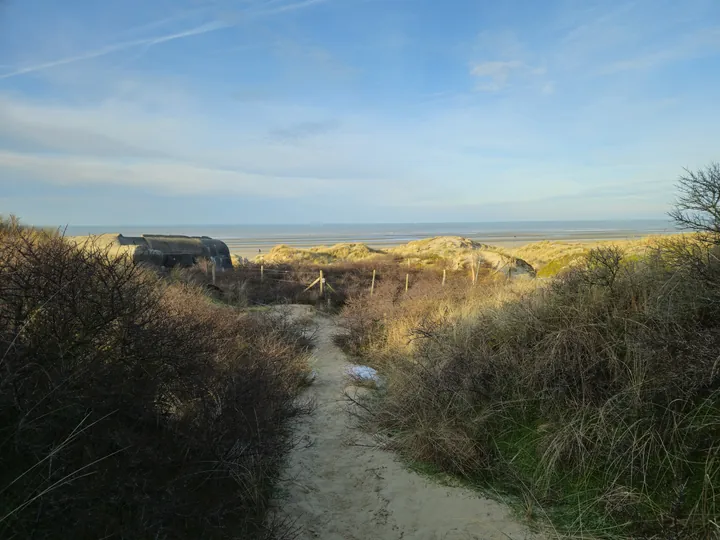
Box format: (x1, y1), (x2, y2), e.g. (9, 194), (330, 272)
(507, 236), (669, 278)
(0, 219), (312, 539)
(339, 240), (720, 538)
(253, 234), (680, 281)
(336, 167), (720, 539)
(254, 236), (535, 274)
(178, 259), (477, 311)
(257, 242), (386, 265)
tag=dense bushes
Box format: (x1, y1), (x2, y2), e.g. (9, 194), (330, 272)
(0, 223), (312, 539)
(180, 260), (468, 312)
(338, 239), (720, 538)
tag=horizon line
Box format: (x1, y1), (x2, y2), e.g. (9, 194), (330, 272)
(54, 218), (675, 228)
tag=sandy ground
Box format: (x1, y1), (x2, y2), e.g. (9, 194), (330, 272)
(271, 306), (539, 540)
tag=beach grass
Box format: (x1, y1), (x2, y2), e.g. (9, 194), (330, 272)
(335, 237), (720, 538)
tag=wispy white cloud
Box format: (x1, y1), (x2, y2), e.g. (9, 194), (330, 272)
(0, 90), (564, 204)
(115, 9), (205, 39)
(559, 1), (639, 48)
(470, 60), (549, 92)
(0, 21), (232, 80)
(541, 81), (555, 95)
(470, 60), (524, 91)
(596, 25), (720, 74)
(552, 0), (720, 77)
(267, 119), (341, 143)
(270, 39), (357, 79)
(256, 0), (331, 16)
(469, 29), (550, 93)
(0, 150), (335, 198)
(0, 0), (333, 81)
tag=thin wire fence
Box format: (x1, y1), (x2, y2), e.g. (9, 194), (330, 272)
(207, 257), (514, 297)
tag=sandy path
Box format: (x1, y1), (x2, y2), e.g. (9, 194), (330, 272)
(272, 306), (538, 540)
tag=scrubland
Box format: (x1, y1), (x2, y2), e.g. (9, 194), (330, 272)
(7, 218), (706, 539)
(0, 218), (312, 539)
(253, 234), (674, 278)
(2, 161), (713, 539)
(336, 238), (720, 538)
(254, 235), (533, 271)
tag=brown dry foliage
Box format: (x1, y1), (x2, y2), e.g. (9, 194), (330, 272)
(178, 259), (480, 312)
(0, 220), (312, 539)
(338, 240), (720, 539)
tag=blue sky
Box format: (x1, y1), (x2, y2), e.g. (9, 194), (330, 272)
(0, 0), (719, 226)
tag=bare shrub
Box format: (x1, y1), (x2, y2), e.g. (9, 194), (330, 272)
(584, 245), (624, 288)
(0, 222), (311, 539)
(180, 258), (465, 313)
(669, 162), (720, 242)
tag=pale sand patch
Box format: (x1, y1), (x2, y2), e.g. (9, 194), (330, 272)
(271, 306), (540, 540)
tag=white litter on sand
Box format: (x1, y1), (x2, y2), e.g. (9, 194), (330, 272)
(346, 365), (380, 382)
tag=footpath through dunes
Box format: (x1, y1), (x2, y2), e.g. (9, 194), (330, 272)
(271, 306), (540, 540)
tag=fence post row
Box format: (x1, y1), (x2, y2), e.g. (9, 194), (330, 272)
(294, 261), (499, 300)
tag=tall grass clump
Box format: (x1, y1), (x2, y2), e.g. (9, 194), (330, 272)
(337, 265), (535, 360)
(0, 220), (312, 539)
(339, 239), (720, 538)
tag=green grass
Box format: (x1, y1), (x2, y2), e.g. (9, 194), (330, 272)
(535, 253), (586, 277)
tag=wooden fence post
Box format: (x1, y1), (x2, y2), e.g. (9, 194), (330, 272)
(370, 269), (376, 296)
(471, 259), (476, 285)
(211, 260), (216, 286)
(303, 276), (321, 292)
(442, 268), (446, 287)
(260, 264), (264, 282)
(405, 273), (409, 293)
(319, 269), (324, 296)
(474, 257), (481, 286)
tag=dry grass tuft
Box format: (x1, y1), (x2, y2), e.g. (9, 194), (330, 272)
(337, 238), (720, 539)
(256, 243), (386, 265)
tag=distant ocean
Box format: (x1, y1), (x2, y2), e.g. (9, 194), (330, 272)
(64, 220), (677, 257)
